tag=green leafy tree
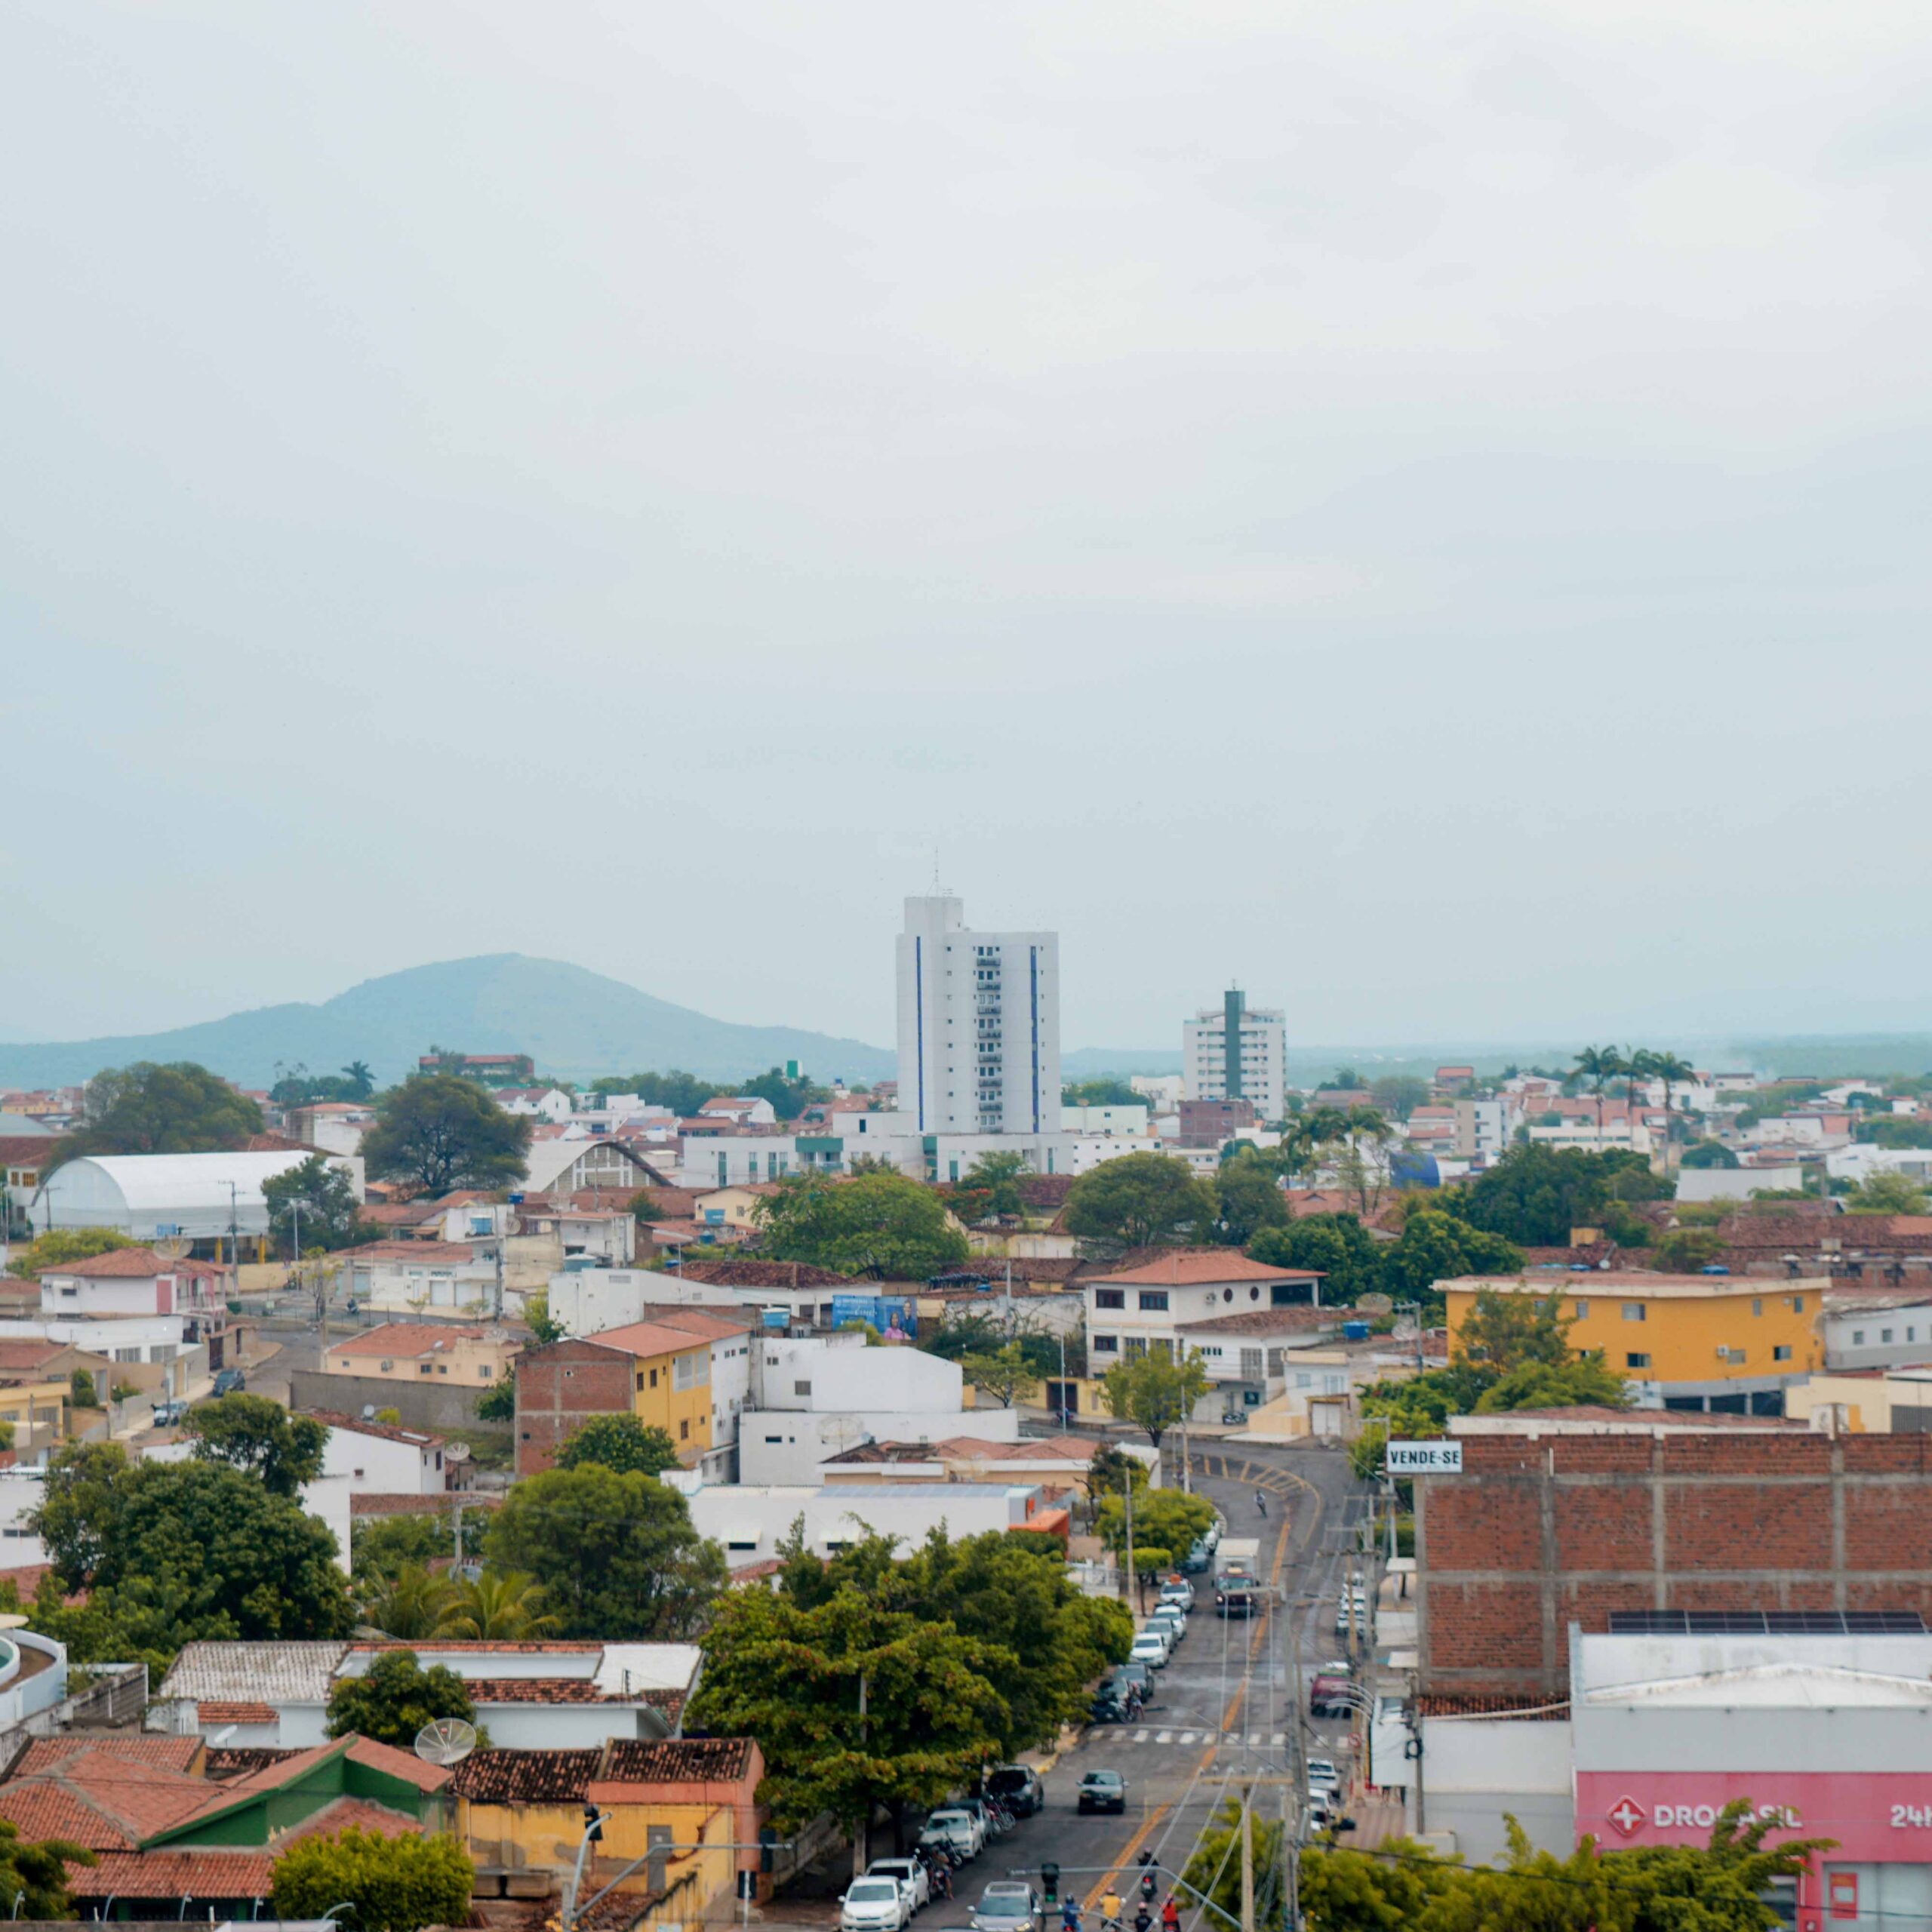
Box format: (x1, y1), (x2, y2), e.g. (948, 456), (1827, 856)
(1081, 1443), (1149, 1525)
(752, 1172), (970, 1278)
(742, 1065), (833, 1120)
(523, 1290), (567, 1345)
(1457, 1286), (1574, 1371)
(1680, 1140), (1740, 1168)
(1209, 1150), (1291, 1246)
(1369, 1075), (1431, 1121)
(1100, 1349), (1211, 1449)
(1184, 1798), (1293, 1932)
(1248, 1214), (1383, 1305)
(1653, 1228), (1727, 1272)
(271, 1826), (473, 1932)
(485, 1464), (725, 1638)
(1447, 1144), (1669, 1247)
(263, 1153), (372, 1257)
(1320, 1068), (1365, 1092)
(327, 1647), (477, 1746)
(68, 1368), (97, 1409)
(360, 1073), (533, 1195)
(1063, 1152), (1215, 1251)
(441, 1569), (558, 1641)
(1062, 1078), (1146, 1109)
(1856, 1116), (1932, 1150)
(356, 1563), (459, 1641)
(184, 1392), (328, 1496)
(1377, 1211), (1524, 1300)
(629, 1186), (666, 1223)
(1095, 1487), (1215, 1565)
(958, 1340), (1041, 1409)
(1571, 1045), (1624, 1144)
(6, 1227), (128, 1281)
(0, 1817), (93, 1920)
(1846, 1170), (1931, 1215)
(1472, 1357), (1632, 1414)
(48, 1061), (262, 1172)
(589, 1069), (720, 1115)
(555, 1413), (681, 1475)
(476, 1371), (515, 1421)
(691, 1579), (1009, 1863)
(953, 1149), (1032, 1223)
(920, 1313), (1008, 1363)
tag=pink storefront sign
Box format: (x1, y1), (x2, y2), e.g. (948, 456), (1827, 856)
(1577, 1771), (1932, 1865)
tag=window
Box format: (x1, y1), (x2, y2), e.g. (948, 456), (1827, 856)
(1573, 1300), (1589, 1319)
(479, 1364), (492, 1379)
(1092, 1335), (1118, 1353)
(680, 1419), (691, 1440)
(1626, 1352), (1651, 1370)
(1854, 1329), (1866, 1346)
(1621, 1303), (1647, 1322)
(1882, 1329), (1895, 1344)
(1789, 1295), (1805, 1312)
(1774, 1345), (1792, 1362)
(420, 1363), (432, 1375)
(1124, 1337), (1148, 1358)
(636, 1371), (648, 1391)
(1094, 1290), (1125, 1310)
(1752, 1299), (1764, 1317)
(1138, 1291), (1170, 1312)
(794, 1380), (812, 1396)
(1723, 1348), (1746, 1365)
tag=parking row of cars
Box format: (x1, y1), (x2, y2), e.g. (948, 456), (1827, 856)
(843, 1769), (1052, 1931)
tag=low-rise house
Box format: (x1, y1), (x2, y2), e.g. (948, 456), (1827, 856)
(322, 1321), (518, 1389)
(820, 1434), (1097, 1490)
(0, 1340), (102, 1454)
(309, 1410), (457, 1494)
(515, 1326), (718, 1477)
(29, 1245), (230, 1368)
(1823, 1292), (1932, 1369)
(1173, 1306), (1343, 1418)
(678, 1478), (1046, 1567)
(1084, 1251), (1325, 1373)
(454, 1737), (764, 1917)
(152, 1641), (703, 1749)
(337, 1240), (499, 1318)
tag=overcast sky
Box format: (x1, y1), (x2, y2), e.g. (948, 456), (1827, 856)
(5, 2), (1930, 1054)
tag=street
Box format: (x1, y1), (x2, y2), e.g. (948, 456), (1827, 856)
(906, 1441), (1371, 1931)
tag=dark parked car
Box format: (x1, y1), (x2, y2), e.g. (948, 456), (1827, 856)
(211, 1368), (246, 1396)
(988, 1765), (1047, 1817)
(1181, 1540), (1211, 1574)
(1077, 1770), (1128, 1816)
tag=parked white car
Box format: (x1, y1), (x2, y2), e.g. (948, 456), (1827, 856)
(869, 1859), (931, 1913)
(919, 1807), (986, 1860)
(842, 1879), (911, 1932)
(1149, 1605), (1188, 1642)
(1129, 1632), (1171, 1671)
(1307, 1759), (1340, 1795)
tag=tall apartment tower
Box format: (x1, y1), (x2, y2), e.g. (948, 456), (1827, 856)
(1183, 989), (1287, 1124)
(896, 895), (1061, 1136)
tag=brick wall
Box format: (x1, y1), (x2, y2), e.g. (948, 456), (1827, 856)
(513, 1339), (636, 1476)
(1417, 1429), (1932, 1696)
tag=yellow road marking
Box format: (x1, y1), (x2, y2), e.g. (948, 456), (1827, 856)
(1084, 1802), (1173, 1907)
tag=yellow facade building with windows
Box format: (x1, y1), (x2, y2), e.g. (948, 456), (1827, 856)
(1443, 1272), (1829, 1413)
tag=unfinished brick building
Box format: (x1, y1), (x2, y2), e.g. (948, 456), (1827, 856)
(1415, 1409), (1932, 1697)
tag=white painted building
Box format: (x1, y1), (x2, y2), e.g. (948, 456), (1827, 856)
(0, 1469), (48, 1566)
(1059, 1103), (1150, 1137)
(1183, 990), (1287, 1124)
(1454, 1100), (1511, 1160)
(1675, 1165), (1805, 1201)
(679, 1479), (1041, 1567)
(32, 1151), (361, 1241)
(896, 894), (1060, 1137)
(314, 1415), (450, 1494)
(1131, 1075), (1185, 1113)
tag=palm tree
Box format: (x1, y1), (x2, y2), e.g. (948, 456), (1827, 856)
(342, 1060), (375, 1099)
(357, 1562), (460, 1640)
(1648, 1053), (1697, 1163)
(1622, 1048), (1656, 1150)
(441, 1569), (558, 1641)
(1572, 1047), (1620, 1143)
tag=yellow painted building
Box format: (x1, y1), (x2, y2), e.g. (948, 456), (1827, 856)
(1786, 1369), (1932, 1433)
(1444, 1272), (1829, 1408)
(586, 1320), (716, 1457)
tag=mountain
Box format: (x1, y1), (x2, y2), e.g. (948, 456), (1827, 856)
(0, 955), (897, 1090)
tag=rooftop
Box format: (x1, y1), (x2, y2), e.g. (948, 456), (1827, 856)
(327, 1323), (508, 1359)
(40, 1247), (187, 1280)
(1088, 1251), (1324, 1288)
(1444, 1272), (1831, 1299)
(1177, 1307), (1336, 1337)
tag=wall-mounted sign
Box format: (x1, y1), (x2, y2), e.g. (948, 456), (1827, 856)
(1387, 1441), (1463, 1474)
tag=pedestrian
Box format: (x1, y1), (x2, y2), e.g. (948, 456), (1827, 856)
(1256, 1491), (1267, 1517)
(1062, 1895), (1082, 1932)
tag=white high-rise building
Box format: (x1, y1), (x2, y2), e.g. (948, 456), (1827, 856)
(1183, 989), (1287, 1124)
(896, 895), (1060, 1137)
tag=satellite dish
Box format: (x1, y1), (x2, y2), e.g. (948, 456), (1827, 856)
(414, 1718), (478, 1767)
(1357, 1293), (1394, 1317)
(152, 1236), (190, 1260)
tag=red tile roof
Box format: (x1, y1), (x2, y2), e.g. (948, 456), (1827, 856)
(305, 1409), (445, 1447)
(40, 1247), (183, 1279)
(12, 1737), (204, 1777)
(0, 1341), (71, 1373)
(197, 1701), (276, 1724)
(676, 1259), (851, 1289)
(598, 1737), (754, 1785)
(327, 1322), (502, 1358)
(1088, 1251), (1323, 1287)
(0, 1749), (220, 1848)
(67, 1850), (277, 1901)
(282, 1795), (421, 1841)
(1177, 1308), (1335, 1337)
(449, 1748), (603, 1804)
(343, 1734), (454, 1792)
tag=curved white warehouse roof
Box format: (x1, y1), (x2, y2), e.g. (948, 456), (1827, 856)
(35, 1151), (337, 1238)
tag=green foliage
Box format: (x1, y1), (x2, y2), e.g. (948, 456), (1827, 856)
(68, 1368), (97, 1409)
(1447, 1145), (1669, 1247)
(1680, 1140), (1740, 1169)
(350, 1509), (494, 1582)
(1209, 1151), (1291, 1246)
(752, 1172), (970, 1278)
(958, 1340), (1041, 1409)
(1471, 1358), (1632, 1414)
(360, 1073), (533, 1195)
(270, 1060), (377, 1106)
(1457, 1287), (1574, 1371)
(590, 1069), (721, 1115)
(742, 1064), (832, 1120)
(1369, 1075), (1431, 1121)
(628, 1186), (665, 1223)
(0, 1815), (93, 1920)
(326, 1647), (477, 1746)
(1653, 1228), (1727, 1272)
(31, 1448), (352, 1669)
(1063, 1152), (1215, 1250)
(1094, 1487), (1215, 1562)
(263, 1152), (372, 1255)
(921, 1313), (1006, 1362)
(6, 1227), (128, 1281)
(442, 1569), (557, 1640)
(556, 1413), (681, 1475)
(1081, 1444), (1149, 1518)
(50, 1061), (262, 1171)
(476, 1371), (515, 1421)
(949, 1149), (1032, 1224)
(1185, 1798), (1292, 1932)
(271, 1825), (473, 1932)
(184, 1392), (328, 1496)
(1378, 1211), (1524, 1300)
(1100, 1349), (1211, 1447)
(485, 1464), (725, 1638)
(1855, 1115), (1932, 1149)
(1846, 1169), (1930, 1214)
(356, 1562), (458, 1640)
(1248, 1214), (1383, 1305)
(524, 1290), (566, 1345)
(1062, 1078), (1145, 1109)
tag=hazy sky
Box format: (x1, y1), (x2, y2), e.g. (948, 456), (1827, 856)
(5, 2), (1930, 1053)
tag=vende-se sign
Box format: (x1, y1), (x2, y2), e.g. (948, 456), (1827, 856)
(1387, 1441), (1462, 1474)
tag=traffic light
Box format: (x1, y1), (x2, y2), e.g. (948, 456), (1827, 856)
(1041, 1863), (1060, 1904)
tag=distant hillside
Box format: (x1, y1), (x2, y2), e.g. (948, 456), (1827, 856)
(0, 955), (897, 1089)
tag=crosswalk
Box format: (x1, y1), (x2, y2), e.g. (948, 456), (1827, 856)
(1126, 1727), (1289, 1748)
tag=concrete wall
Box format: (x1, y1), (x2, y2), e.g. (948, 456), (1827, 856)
(291, 1368), (491, 1433)
(1411, 1718), (1574, 1861)
(1418, 1429), (1932, 1697)
(736, 1407), (1019, 1484)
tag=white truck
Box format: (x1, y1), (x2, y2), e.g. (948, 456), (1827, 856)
(1214, 1537), (1262, 1577)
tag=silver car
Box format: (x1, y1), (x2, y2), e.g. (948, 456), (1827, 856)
(971, 1882), (1042, 1932)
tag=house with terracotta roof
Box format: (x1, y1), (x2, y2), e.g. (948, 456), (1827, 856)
(321, 1321), (518, 1389)
(336, 1239), (498, 1318)
(24, 1245), (231, 1374)
(1083, 1251), (1327, 1410)
(514, 1324), (719, 1478)
(152, 1640), (704, 1750)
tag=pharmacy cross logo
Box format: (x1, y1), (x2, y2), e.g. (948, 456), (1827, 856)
(1608, 1797), (1646, 1838)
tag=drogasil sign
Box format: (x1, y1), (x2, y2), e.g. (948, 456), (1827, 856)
(1607, 1797), (1801, 1838)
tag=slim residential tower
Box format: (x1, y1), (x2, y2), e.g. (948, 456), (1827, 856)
(1183, 989), (1287, 1123)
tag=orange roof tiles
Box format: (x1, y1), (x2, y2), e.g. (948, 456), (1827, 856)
(67, 1850), (277, 1900)
(1088, 1251), (1323, 1287)
(327, 1322), (499, 1358)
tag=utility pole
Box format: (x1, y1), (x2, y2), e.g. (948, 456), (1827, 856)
(1238, 1786), (1254, 1932)
(1281, 1780), (1297, 1932)
(854, 1672), (869, 1877)
(493, 1214), (506, 1323)
(1124, 1462), (1136, 1609)
(228, 1181), (241, 1269)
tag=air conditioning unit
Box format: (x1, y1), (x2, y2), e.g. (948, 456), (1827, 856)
(1718, 1346), (1732, 1359)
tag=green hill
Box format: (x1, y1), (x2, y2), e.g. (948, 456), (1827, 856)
(0, 955), (895, 1090)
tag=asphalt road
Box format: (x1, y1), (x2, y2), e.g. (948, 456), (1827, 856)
(911, 1441), (1371, 1932)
